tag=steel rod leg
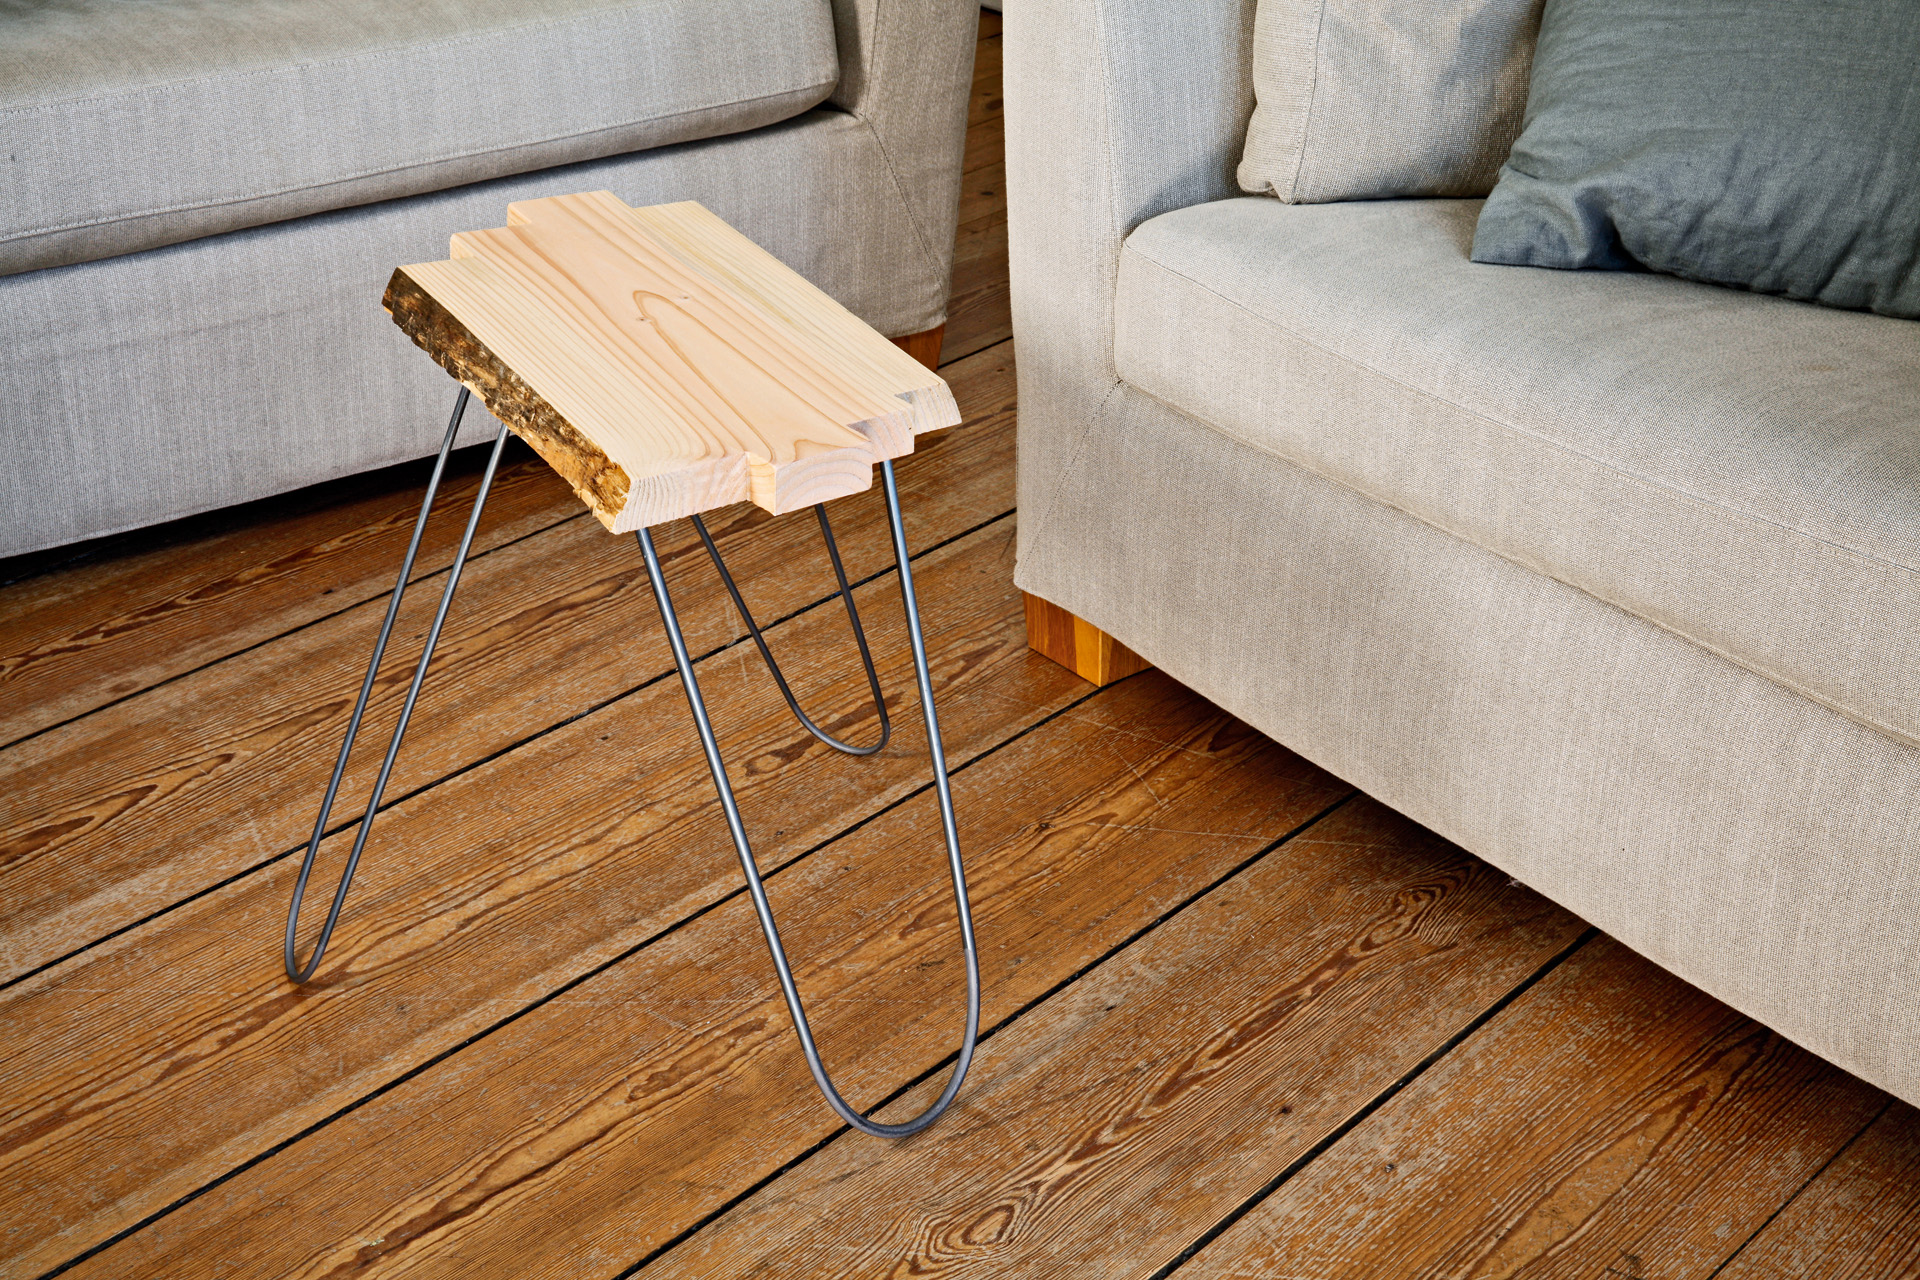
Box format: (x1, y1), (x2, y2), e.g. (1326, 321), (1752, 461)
(690, 505), (891, 755)
(635, 461), (980, 1138)
(285, 390), (510, 982)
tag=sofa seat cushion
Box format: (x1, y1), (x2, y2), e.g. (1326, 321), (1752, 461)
(0, 0), (838, 276)
(1115, 197), (1920, 747)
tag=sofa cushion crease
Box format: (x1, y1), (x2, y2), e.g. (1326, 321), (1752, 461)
(1113, 196), (1920, 749)
(0, 0), (842, 275)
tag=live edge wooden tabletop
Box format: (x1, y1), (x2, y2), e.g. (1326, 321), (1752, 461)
(383, 191), (962, 531)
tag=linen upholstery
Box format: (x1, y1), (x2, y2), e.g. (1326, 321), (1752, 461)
(1010, 0), (1920, 1105)
(827, 0), (981, 292)
(1472, 0), (1920, 320)
(0, 0), (839, 275)
(1237, 0), (1541, 201)
(1116, 197), (1920, 748)
(1019, 382), (1920, 1105)
(0, 110), (950, 557)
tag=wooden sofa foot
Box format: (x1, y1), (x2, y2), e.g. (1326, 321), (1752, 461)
(890, 324), (946, 372)
(1023, 592), (1151, 687)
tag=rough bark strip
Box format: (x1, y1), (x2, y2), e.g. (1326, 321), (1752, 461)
(384, 267), (631, 527)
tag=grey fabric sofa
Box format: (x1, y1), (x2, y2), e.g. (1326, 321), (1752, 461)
(1007, 0), (1920, 1103)
(0, 0), (975, 558)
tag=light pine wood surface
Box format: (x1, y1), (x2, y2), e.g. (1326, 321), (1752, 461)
(388, 193), (960, 531)
(4, 14), (1917, 1279)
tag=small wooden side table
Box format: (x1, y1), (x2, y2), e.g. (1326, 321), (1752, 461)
(284, 193), (977, 1138)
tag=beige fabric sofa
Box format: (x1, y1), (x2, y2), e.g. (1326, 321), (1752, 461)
(1007, 0), (1920, 1103)
(0, 0), (976, 557)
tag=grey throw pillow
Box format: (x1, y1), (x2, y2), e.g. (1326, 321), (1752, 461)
(1238, 0), (1544, 202)
(1472, 0), (1920, 320)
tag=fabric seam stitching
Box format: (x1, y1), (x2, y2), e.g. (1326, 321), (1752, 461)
(1283, 0), (1329, 202)
(1018, 0), (1128, 560)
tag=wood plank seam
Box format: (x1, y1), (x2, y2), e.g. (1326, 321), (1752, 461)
(1706, 1098), (1895, 1276)
(0, 502), (1019, 998)
(612, 787), (1363, 1280)
(17, 580), (1074, 1278)
(1148, 925), (1603, 1280)
(0, 459), (586, 755)
(53, 678), (1357, 1279)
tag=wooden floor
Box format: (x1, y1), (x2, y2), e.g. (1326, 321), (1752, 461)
(5, 13), (1918, 1279)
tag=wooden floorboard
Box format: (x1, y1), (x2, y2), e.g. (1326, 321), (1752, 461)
(0, 345), (1015, 985)
(1714, 1103), (1920, 1280)
(61, 676), (1350, 1279)
(1176, 937), (1889, 1280)
(942, 16), (1009, 366)
(0, 447), (576, 747)
(3, 12), (1915, 1280)
(646, 800), (1586, 1280)
(1, 509), (1082, 1280)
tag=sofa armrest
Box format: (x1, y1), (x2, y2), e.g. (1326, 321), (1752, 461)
(828, 0), (979, 313)
(1005, 0), (1256, 538)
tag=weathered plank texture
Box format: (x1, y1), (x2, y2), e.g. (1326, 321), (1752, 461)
(64, 675), (1351, 1280)
(1178, 937), (1888, 1280)
(0, 517), (1077, 1280)
(0, 451), (578, 746)
(392, 194), (958, 529)
(962, 15), (1002, 173)
(1715, 1102), (1920, 1280)
(646, 800), (1586, 1280)
(0, 345), (1015, 984)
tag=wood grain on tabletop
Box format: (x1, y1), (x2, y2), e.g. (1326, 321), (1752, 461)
(389, 194), (959, 531)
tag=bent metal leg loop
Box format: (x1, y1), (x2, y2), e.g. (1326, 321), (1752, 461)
(284, 388), (510, 982)
(637, 460), (981, 1138)
(690, 504), (891, 756)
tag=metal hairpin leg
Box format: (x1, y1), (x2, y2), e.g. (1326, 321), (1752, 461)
(637, 460), (981, 1138)
(690, 505), (890, 756)
(285, 388), (510, 982)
